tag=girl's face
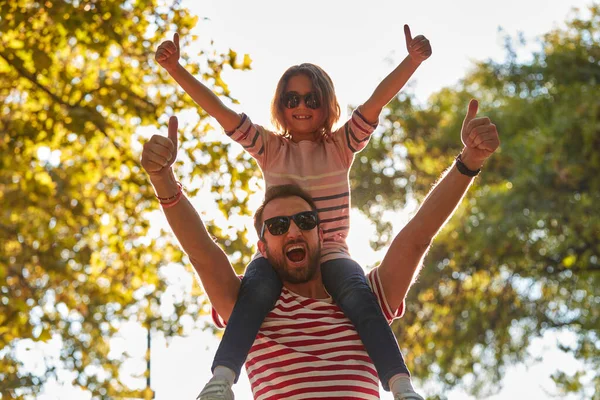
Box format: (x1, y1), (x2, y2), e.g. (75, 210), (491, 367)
(282, 74), (326, 142)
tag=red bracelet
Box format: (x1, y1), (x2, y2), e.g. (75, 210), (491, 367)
(160, 190), (183, 208)
(157, 182), (184, 208)
(156, 182), (183, 201)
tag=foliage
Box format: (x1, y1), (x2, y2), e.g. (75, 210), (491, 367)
(0, 1), (252, 398)
(350, 4), (600, 398)
(2, 0), (599, 399)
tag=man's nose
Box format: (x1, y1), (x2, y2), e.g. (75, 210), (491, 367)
(286, 221), (303, 237)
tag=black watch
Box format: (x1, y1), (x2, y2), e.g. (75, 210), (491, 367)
(455, 154), (481, 177)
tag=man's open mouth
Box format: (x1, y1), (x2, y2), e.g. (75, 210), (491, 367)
(286, 244), (307, 263)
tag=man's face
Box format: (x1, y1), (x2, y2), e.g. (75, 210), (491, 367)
(258, 196), (322, 284)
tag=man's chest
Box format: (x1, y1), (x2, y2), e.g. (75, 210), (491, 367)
(248, 300), (372, 367)
(246, 306), (380, 399)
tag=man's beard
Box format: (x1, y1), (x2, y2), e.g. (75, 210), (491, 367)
(265, 241), (321, 284)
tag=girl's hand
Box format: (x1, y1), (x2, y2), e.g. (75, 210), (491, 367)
(404, 25), (432, 64)
(155, 33), (181, 72)
(141, 116), (179, 177)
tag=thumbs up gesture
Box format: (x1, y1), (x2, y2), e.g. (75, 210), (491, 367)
(404, 25), (432, 64)
(460, 100), (500, 168)
(155, 33), (181, 72)
(141, 116), (179, 177)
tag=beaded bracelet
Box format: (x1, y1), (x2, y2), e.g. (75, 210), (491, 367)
(160, 190), (183, 208)
(155, 181), (183, 202)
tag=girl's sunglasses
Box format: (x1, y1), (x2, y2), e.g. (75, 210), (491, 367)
(260, 211), (319, 238)
(282, 91), (321, 110)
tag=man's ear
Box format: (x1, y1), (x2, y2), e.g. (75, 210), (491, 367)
(257, 239), (267, 257)
(318, 227), (324, 244)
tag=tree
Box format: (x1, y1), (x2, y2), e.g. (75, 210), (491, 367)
(0, 1), (253, 398)
(350, 4), (600, 398)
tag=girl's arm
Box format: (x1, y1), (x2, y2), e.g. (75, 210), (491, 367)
(156, 33), (242, 132)
(359, 25), (432, 124)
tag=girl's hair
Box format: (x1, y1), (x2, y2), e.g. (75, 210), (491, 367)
(270, 63), (341, 137)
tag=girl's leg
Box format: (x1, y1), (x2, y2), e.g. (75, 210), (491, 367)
(321, 258), (410, 390)
(211, 257), (282, 381)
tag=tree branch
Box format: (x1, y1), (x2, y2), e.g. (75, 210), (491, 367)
(0, 50), (122, 151)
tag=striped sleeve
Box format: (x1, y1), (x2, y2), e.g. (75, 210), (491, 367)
(342, 109), (378, 154)
(224, 113), (271, 166)
(367, 268), (405, 322)
(211, 307), (226, 329)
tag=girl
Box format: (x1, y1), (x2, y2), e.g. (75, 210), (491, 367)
(156, 25), (431, 400)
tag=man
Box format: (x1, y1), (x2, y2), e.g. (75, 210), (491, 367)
(140, 99), (500, 399)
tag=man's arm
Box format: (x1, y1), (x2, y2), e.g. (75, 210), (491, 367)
(156, 33), (242, 132)
(377, 100), (500, 311)
(150, 171), (241, 320)
(377, 159), (475, 311)
(142, 117), (241, 320)
(359, 25), (432, 123)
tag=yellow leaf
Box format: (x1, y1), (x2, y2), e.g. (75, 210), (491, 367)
(242, 54), (252, 69)
(562, 254), (577, 268)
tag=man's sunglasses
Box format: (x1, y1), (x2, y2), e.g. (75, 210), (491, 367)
(260, 211), (319, 238)
(281, 91), (321, 110)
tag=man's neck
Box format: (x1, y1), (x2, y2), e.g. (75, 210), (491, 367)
(283, 271), (329, 299)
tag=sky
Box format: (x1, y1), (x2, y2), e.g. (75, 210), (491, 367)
(26, 0), (595, 399)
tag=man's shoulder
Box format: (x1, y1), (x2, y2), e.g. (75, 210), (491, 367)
(211, 269), (404, 328)
(367, 268), (406, 321)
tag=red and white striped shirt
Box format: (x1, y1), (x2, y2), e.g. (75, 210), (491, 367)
(226, 110), (377, 263)
(212, 268), (405, 400)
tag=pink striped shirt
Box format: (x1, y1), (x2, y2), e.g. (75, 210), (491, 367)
(212, 268), (405, 400)
(227, 110), (377, 263)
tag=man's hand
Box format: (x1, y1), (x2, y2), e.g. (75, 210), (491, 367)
(155, 33), (181, 72)
(141, 116), (178, 177)
(460, 99), (500, 169)
(404, 25), (432, 64)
